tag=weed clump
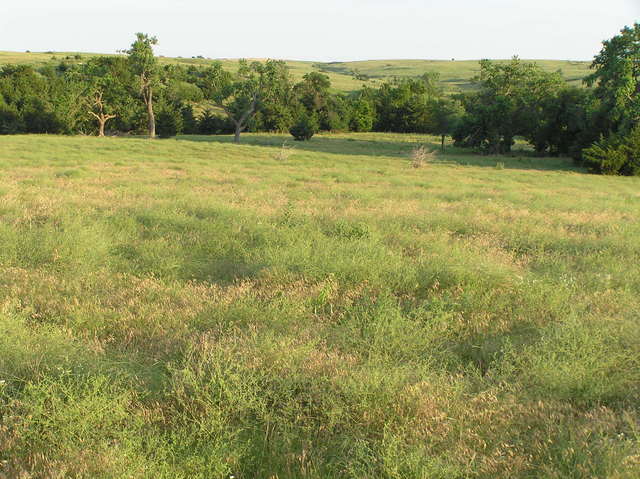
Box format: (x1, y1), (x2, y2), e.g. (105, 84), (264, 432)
(410, 145), (435, 168)
(273, 142), (294, 161)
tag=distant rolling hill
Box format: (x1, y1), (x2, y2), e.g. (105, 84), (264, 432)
(0, 50), (592, 93)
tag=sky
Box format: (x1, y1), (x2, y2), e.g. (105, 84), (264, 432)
(1, 0), (638, 62)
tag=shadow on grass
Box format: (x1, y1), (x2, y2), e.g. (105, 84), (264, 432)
(173, 133), (584, 173)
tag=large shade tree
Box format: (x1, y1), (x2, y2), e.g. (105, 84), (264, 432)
(372, 74), (441, 133)
(586, 22), (640, 133)
(198, 59), (291, 143)
(454, 58), (563, 153)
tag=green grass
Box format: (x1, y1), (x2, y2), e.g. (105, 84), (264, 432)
(0, 132), (638, 478)
(0, 50), (592, 93)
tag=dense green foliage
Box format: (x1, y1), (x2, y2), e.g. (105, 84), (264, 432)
(0, 132), (638, 477)
(586, 23), (640, 134)
(453, 59), (565, 154)
(156, 107), (183, 138)
(289, 111), (319, 141)
(0, 50), (593, 94)
(583, 125), (640, 175)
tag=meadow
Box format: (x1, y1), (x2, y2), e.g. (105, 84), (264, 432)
(0, 50), (591, 92)
(0, 132), (639, 478)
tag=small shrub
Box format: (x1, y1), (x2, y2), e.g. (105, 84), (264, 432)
(289, 113), (318, 141)
(495, 161), (505, 170)
(410, 145), (435, 168)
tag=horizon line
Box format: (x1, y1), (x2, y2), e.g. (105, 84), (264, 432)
(0, 50), (594, 64)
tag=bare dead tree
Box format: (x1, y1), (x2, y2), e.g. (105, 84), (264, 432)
(88, 90), (116, 137)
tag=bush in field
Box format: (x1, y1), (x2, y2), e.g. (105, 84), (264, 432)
(156, 108), (183, 138)
(289, 112), (318, 141)
(583, 126), (640, 175)
(273, 141), (294, 161)
(410, 145), (435, 168)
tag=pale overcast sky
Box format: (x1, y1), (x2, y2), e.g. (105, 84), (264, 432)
(1, 0), (638, 61)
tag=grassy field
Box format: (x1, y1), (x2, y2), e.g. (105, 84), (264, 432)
(0, 50), (592, 93)
(0, 132), (639, 478)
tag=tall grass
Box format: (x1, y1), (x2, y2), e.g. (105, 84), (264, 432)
(0, 133), (638, 478)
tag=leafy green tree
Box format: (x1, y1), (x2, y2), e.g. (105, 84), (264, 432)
(198, 59), (291, 143)
(295, 72), (332, 113)
(531, 86), (595, 156)
(454, 58), (563, 153)
(371, 74), (441, 133)
(429, 97), (463, 151)
(126, 33), (159, 138)
(0, 65), (80, 134)
(586, 23), (640, 133)
(349, 96), (375, 132)
(293, 72), (353, 131)
(252, 66), (296, 133)
(61, 56), (140, 135)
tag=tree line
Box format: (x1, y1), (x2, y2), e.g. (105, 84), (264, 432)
(0, 26), (638, 175)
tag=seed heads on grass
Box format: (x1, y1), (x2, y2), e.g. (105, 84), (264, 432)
(410, 145), (435, 168)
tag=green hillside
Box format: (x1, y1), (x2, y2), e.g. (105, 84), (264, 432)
(0, 50), (592, 93)
(317, 59), (593, 91)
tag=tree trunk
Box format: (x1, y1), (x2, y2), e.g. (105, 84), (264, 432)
(225, 95), (257, 145)
(89, 110), (115, 138)
(441, 134), (445, 152)
(146, 88), (155, 138)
